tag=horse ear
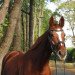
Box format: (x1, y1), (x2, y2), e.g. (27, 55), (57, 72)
(59, 16), (64, 27)
(49, 16), (54, 27)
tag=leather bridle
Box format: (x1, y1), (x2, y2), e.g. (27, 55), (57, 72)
(48, 29), (65, 54)
(48, 29), (66, 75)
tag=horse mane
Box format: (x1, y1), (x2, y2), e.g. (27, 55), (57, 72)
(29, 30), (49, 50)
(24, 30), (51, 71)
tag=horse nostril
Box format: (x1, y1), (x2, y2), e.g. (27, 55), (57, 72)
(58, 50), (66, 57)
(58, 51), (62, 55)
(57, 50), (67, 60)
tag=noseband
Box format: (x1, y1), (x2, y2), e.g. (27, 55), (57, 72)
(48, 29), (65, 53)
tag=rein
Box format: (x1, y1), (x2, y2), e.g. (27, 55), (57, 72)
(48, 30), (66, 75)
(54, 54), (66, 75)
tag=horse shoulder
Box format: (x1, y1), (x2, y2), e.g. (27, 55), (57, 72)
(40, 62), (51, 75)
(1, 51), (24, 75)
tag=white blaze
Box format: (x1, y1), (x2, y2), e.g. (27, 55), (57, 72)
(56, 29), (63, 46)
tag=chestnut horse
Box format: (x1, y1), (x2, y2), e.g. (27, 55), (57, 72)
(1, 16), (67, 75)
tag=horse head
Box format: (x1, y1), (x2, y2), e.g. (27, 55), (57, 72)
(48, 16), (67, 61)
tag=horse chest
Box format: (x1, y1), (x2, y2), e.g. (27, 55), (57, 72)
(22, 62), (51, 75)
(40, 63), (51, 75)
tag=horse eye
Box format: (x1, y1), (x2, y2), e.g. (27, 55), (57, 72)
(50, 31), (53, 36)
(50, 34), (53, 37)
(51, 34), (53, 36)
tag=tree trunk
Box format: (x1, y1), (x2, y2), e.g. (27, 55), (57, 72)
(12, 11), (22, 51)
(33, 0), (44, 42)
(33, 5), (37, 43)
(0, 0), (23, 74)
(26, 14), (29, 51)
(21, 11), (26, 51)
(0, 0), (10, 24)
(21, 12), (29, 52)
(29, 0), (34, 48)
(38, 1), (44, 37)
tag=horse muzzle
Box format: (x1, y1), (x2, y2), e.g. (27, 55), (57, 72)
(57, 50), (67, 61)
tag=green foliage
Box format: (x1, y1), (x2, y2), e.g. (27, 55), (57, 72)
(0, 25), (3, 37)
(22, 0), (30, 13)
(41, 9), (52, 34)
(50, 0), (59, 2)
(35, 0), (45, 7)
(0, 0), (4, 8)
(0, 0), (3, 4)
(2, 17), (9, 31)
(9, 0), (14, 8)
(67, 47), (74, 52)
(0, 15), (9, 39)
(57, 1), (75, 37)
(58, 1), (75, 9)
(72, 51), (75, 58)
(66, 48), (75, 62)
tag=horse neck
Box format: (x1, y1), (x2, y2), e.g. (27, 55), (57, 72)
(29, 30), (51, 70)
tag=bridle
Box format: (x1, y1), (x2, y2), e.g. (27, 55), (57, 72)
(48, 29), (65, 54)
(48, 29), (66, 75)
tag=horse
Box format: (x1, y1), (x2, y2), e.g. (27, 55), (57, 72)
(1, 16), (67, 75)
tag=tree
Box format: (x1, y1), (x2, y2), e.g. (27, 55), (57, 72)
(26, 13), (29, 51)
(0, 0), (23, 74)
(0, 0), (10, 25)
(33, 0), (45, 42)
(12, 11), (22, 51)
(41, 9), (52, 35)
(57, 0), (75, 45)
(22, 0), (30, 51)
(29, 0), (34, 47)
